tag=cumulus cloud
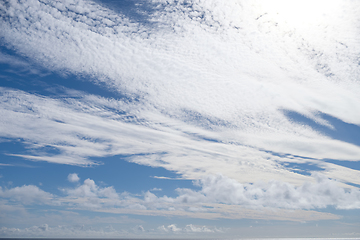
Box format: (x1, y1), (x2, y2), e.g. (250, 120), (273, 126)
(166, 224), (182, 232)
(0, 185), (54, 205)
(173, 173), (360, 210)
(184, 224), (218, 233)
(67, 173), (80, 183)
(62, 178), (119, 209)
(157, 224), (223, 234)
(158, 224), (218, 233)
(2, 174), (358, 222)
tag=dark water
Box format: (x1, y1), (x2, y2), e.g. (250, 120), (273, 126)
(2, 238), (360, 240)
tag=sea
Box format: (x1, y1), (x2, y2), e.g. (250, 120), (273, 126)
(1, 238), (360, 240)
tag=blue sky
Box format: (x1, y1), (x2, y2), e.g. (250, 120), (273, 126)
(0, 0), (360, 238)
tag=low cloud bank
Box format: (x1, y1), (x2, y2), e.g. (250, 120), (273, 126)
(1, 174), (359, 213)
(0, 223), (223, 238)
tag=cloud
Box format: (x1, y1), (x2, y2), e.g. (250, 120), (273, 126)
(67, 173), (80, 183)
(173, 173), (360, 210)
(1, 88), (360, 188)
(62, 178), (119, 208)
(0, 52), (45, 76)
(0, 0), (360, 203)
(0, 185), (54, 205)
(0, 200), (28, 217)
(0, 222), (222, 238)
(151, 176), (183, 180)
(184, 224), (217, 233)
(0, 224), (129, 238)
(2, 174), (358, 221)
(134, 225), (145, 232)
(166, 224), (182, 232)
(0, 207), (143, 229)
(157, 224), (224, 234)
(1, 1), (359, 237)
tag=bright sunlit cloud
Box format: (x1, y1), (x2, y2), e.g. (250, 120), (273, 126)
(258, 0), (342, 27)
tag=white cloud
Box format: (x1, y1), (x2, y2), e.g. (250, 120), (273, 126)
(0, 222), (222, 238)
(0, 207), (143, 230)
(174, 173), (360, 210)
(6, 0), (357, 226)
(2, 174), (358, 221)
(67, 173), (80, 183)
(0, 0), (360, 210)
(113, 173), (359, 212)
(0, 185), (54, 205)
(134, 225), (145, 232)
(152, 176), (183, 180)
(62, 178), (119, 209)
(166, 224), (182, 232)
(0, 224), (129, 238)
(1, 88), (359, 188)
(184, 224), (215, 233)
(0, 52), (45, 76)
(157, 223), (224, 234)
(157, 225), (169, 232)
(0, 200), (28, 217)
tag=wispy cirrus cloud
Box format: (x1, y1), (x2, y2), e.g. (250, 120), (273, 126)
(1, 87), (359, 187)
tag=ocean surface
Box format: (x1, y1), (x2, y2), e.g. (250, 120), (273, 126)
(2, 238), (360, 240)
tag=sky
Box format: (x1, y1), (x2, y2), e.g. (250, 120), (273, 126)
(0, 0), (360, 238)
